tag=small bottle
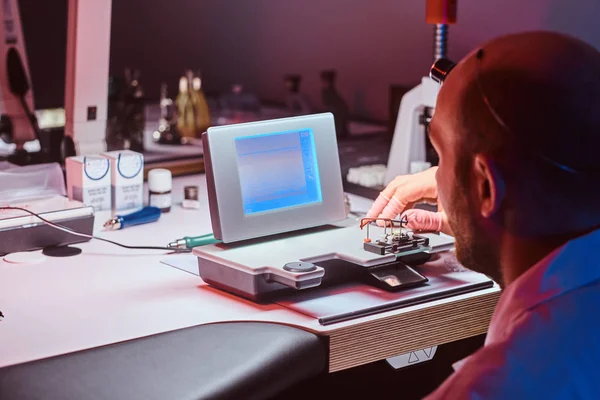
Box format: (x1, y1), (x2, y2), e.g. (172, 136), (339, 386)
(182, 185), (200, 209)
(148, 168), (172, 212)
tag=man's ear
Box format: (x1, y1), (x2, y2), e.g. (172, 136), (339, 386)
(473, 154), (505, 218)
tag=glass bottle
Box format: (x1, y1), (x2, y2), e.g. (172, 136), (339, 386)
(191, 71), (211, 136)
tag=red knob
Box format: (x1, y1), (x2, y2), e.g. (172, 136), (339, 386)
(426, 0), (457, 24)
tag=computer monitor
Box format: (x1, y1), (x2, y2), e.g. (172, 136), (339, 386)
(203, 112), (346, 243)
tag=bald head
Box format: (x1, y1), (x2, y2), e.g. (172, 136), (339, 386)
(441, 31), (600, 167)
(432, 31), (600, 235)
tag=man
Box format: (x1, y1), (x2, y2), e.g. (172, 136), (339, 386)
(367, 31), (600, 398)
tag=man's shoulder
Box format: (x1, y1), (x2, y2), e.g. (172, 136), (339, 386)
(493, 280), (600, 366)
(425, 282), (600, 399)
(519, 278), (600, 341)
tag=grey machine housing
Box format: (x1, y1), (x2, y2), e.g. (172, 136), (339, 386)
(196, 113), (454, 300)
(0, 204), (94, 255)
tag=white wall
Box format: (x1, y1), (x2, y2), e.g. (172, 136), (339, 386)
(110, 0), (600, 121)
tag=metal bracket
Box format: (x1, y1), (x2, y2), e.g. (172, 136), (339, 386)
(385, 346), (438, 370)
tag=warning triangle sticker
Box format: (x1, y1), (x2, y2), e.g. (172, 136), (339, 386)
(424, 347), (433, 358)
(408, 352), (420, 363)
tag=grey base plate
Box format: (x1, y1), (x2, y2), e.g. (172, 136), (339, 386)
(194, 218), (455, 299)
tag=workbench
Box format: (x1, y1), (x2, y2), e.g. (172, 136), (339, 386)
(0, 173), (500, 399)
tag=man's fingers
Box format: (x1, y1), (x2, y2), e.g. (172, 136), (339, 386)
(379, 196), (407, 220)
(379, 183), (414, 220)
(365, 193), (390, 218)
(380, 176), (404, 199)
(367, 166), (440, 224)
(402, 209), (443, 232)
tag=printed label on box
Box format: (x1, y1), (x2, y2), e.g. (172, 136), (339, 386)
(84, 157), (110, 181)
(117, 153), (143, 178)
(112, 184), (143, 211)
(74, 185), (111, 211)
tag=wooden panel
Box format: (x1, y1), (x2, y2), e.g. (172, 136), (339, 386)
(144, 158), (205, 179)
(327, 289), (500, 372)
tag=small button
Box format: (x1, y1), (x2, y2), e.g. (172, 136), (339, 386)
(283, 261), (317, 273)
(87, 106), (97, 121)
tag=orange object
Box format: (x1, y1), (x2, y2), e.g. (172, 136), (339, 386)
(364, 238), (372, 243)
(359, 217), (402, 229)
(426, 0), (457, 24)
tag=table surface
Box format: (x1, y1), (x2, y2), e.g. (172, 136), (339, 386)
(0, 174), (500, 372)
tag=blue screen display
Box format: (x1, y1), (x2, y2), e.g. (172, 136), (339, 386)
(235, 128), (322, 215)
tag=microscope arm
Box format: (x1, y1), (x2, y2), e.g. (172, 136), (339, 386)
(384, 77), (439, 183)
(0, 0), (36, 149)
(64, 0), (113, 155)
(383, 0), (457, 183)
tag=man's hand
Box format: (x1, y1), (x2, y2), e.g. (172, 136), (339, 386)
(365, 167), (452, 235)
(402, 207), (450, 234)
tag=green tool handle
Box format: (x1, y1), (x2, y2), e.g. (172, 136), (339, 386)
(184, 234), (219, 248)
(168, 234), (221, 249)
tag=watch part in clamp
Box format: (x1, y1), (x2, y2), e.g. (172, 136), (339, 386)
(359, 217), (430, 255)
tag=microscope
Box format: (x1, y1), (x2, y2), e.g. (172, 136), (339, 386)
(0, 0), (112, 164)
(384, 0), (457, 183)
(62, 0), (112, 157)
(0, 0), (40, 164)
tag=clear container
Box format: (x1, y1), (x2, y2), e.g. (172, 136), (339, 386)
(0, 162), (66, 204)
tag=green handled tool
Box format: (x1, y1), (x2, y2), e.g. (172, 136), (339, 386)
(168, 233), (220, 249)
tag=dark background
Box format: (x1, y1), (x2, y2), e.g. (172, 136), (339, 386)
(19, 0), (600, 121)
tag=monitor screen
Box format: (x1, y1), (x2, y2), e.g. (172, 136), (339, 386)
(234, 129), (322, 215)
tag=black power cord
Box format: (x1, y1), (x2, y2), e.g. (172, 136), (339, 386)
(0, 206), (191, 253)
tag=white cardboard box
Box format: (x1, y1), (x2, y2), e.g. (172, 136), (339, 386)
(65, 155), (112, 211)
(101, 150), (144, 211)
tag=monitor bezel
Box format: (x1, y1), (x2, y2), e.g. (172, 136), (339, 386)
(203, 112), (346, 243)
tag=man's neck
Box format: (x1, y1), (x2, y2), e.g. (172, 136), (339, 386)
(501, 227), (600, 286)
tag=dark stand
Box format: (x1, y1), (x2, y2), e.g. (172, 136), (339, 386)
(321, 70), (350, 140)
(106, 68), (145, 152)
(284, 74), (312, 115)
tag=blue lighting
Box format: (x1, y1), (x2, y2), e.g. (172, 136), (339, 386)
(235, 128), (322, 215)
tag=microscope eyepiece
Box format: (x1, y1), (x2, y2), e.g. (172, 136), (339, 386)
(430, 58), (456, 83)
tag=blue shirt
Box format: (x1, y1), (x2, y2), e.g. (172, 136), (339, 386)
(425, 228), (600, 399)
